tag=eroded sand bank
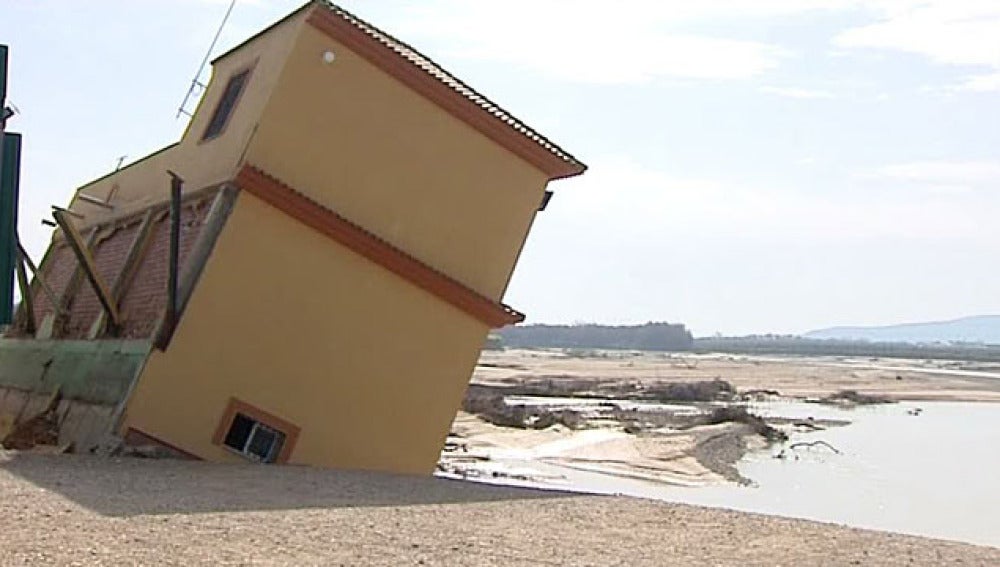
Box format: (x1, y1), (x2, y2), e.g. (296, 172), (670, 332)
(441, 349), (1000, 488)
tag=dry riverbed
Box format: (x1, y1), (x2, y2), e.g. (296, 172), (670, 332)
(440, 349), (1000, 488)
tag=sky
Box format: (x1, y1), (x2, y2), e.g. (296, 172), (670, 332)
(2, 0), (1000, 336)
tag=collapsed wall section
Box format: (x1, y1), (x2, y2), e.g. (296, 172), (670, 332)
(0, 185), (235, 454)
(9, 188), (221, 340)
(0, 339), (150, 453)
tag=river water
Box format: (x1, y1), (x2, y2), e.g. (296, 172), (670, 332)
(544, 400), (1000, 548)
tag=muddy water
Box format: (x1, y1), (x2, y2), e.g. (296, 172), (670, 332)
(549, 401), (1000, 548)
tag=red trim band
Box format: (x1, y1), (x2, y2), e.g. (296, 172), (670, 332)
(235, 165), (525, 327)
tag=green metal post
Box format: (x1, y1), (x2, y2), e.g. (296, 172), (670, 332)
(1, 45), (8, 157)
(1, 44), (8, 186)
(0, 44), (19, 324)
(0, 133), (19, 324)
(1, 45), (7, 105)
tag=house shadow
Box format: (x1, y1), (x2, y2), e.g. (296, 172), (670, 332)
(0, 453), (579, 517)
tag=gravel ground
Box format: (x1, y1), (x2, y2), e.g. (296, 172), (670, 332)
(1, 452), (997, 566)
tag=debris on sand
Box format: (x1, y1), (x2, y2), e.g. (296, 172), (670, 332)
(2, 388), (64, 451)
(644, 379), (736, 403)
(789, 440), (841, 454)
(682, 407), (788, 443)
(738, 389), (782, 401)
(774, 440), (843, 461)
(462, 391), (586, 430)
(466, 378), (738, 404)
(812, 389), (894, 406)
(792, 420), (825, 431)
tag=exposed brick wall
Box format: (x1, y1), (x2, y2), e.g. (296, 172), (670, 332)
(13, 193), (218, 340)
(63, 221), (139, 337)
(29, 245), (77, 321)
(119, 202), (211, 339)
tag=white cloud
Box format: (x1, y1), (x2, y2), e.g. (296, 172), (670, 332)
(386, 1), (836, 84)
(759, 86), (836, 99)
(351, 1), (1000, 88)
(836, 2), (1000, 67)
(952, 72), (1000, 93)
(553, 156), (1000, 244)
(872, 160), (1000, 186)
(835, 1), (1000, 91)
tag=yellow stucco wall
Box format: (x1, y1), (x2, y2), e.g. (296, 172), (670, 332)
(66, 9), (308, 224)
(122, 192), (490, 474)
(246, 23), (551, 300)
(98, 5), (568, 474)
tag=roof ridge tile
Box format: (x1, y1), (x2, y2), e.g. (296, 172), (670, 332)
(314, 1), (585, 177)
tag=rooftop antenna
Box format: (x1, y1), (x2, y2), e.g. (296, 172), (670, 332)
(176, 0), (238, 118)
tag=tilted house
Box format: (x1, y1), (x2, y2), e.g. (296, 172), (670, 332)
(0, 1), (584, 473)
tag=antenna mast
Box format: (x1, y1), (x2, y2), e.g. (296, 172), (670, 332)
(176, 0), (238, 118)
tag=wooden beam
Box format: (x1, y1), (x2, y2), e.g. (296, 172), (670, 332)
(17, 241), (60, 314)
(47, 227), (99, 338)
(112, 209), (157, 301)
(52, 210), (120, 327)
(14, 248), (34, 334)
(162, 172), (183, 344)
(177, 185), (237, 318)
(51, 205), (83, 219)
(153, 185), (238, 352)
(52, 184), (221, 242)
(88, 209), (158, 338)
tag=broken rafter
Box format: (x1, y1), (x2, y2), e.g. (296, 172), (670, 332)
(88, 209), (158, 338)
(16, 240), (63, 319)
(49, 227), (100, 338)
(52, 210), (120, 328)
(111, 209), (156, 300)
(14, 247), (34, 334)
(50, 205), (84, 220)
(77, 193), (115, 210)
(150, 183), (237, 349)
(155, 171), (184, 349)
(176, 185), (237, 320)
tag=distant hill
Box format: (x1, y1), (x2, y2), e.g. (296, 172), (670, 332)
(497, 322), (694, 351)
(804, 315), (1000, 345)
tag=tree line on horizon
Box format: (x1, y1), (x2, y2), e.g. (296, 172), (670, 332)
(492, 323), (1000, 362)
(692, 335), (1000, 362)
(495, 322), (694, 351)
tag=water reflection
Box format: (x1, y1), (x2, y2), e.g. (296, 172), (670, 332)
(555, 401), (1000, 547)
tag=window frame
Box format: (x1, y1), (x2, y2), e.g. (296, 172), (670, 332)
(199, 61), (256, 143)
(224, 414), (285, 462)
(212, 397), (300, 464)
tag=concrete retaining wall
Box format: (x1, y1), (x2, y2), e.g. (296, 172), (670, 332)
(0, 339), (151, 453)
(0, 339), (150, 404)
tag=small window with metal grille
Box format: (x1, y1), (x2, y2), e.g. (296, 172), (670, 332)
(201, 68), (251, 141)
(223, 412), (286, 463)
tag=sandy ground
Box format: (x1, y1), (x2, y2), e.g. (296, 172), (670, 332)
(1, 453), (997, 566)
(446, 412), (735, 487)
(475, 349), (1000, 402)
